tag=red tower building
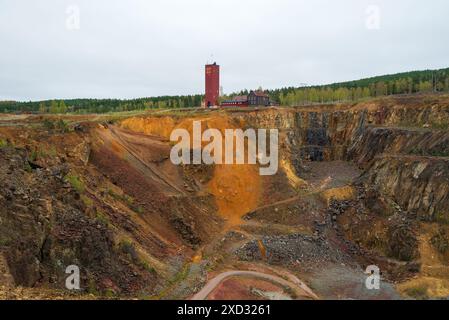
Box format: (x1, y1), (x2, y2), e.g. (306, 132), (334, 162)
(205, 62), (220, 107)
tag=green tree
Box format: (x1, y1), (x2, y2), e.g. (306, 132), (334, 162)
(418, 81), (432, 92)
(362, 87), (371, 98)
(38, 102), (47, 113)
(59, 101), (68, 113)
(375, 81), (387, 97)
(50, 100), (59, 114)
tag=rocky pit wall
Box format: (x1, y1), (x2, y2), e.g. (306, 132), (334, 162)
(120, 114), (263, 227)
(229, 96), (449, 298)
(0, 128), (159, 297)
(120, 96), (449, 232)
(232, 96), (449, 223)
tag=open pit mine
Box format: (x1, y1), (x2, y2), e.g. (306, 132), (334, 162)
(1, 94), (449, 300)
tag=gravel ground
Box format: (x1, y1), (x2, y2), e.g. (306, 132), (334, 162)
(305, 265), (401, 300)
(236, 234), (352, 271)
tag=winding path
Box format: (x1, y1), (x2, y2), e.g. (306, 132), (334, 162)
(191, 270), (319, 300)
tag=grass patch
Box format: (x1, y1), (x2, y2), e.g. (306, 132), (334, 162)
(81, 195), (94, 207)
(119, 239), (139, 262)
(131, 205), (144, 215)
(141, 261), (157, 275)
(30, 150), (38, 162)
(29, 147), (56, 161)
(42, 119), (70, 133)
(0, 237), (11, 247)
(103, 289), (117, 299)
(431, 122), (449, 130)
(107, 188), (143, 213)
(431, 228), (449, 254)
(24, 161), (33, 173)
(107, 188), (133, 204)
(410, 148), (449, 157)
(435, 212), (449, 225)
(169, 264), (191, 285)
(26, 145), (58, 163)
(87, 278), (100, 296)
(95, 209), (110, 226)
(46, 146), (58, 157)
(118, 239), (156, 275)
(65, 174), (85, 193)
(0, 138), (8, 148)
(403, 285), (429, 300)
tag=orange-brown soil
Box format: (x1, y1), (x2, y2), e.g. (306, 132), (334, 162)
(121, 114), (263, 227)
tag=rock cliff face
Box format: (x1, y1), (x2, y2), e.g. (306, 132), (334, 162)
(359, 156), (449, 222)
(239, 96), (449, 158)
(347, 127), (449, 164)
(0, 140), (156, 294)
(234, 96), (449, 220)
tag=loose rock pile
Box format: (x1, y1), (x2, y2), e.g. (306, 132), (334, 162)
(236, 234), (349, 271)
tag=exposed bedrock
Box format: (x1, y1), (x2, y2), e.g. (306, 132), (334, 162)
(358, 156), (449, 222)
(235, 96), (449, 220)
(239, 97), (449, 162)
(347, 127), (449, 164)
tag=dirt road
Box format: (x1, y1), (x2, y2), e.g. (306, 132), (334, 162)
(191, 270), (318, 300)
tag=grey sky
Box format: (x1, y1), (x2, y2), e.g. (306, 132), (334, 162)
(1, 0), (448, 101)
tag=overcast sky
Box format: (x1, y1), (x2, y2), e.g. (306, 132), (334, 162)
(1, 0), (448, 101)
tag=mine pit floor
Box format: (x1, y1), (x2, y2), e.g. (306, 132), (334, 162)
(168, 160), (400, 300)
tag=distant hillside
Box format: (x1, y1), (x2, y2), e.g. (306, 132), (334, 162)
(1, 67), (449, 113)
(267, 67), (449, 106)
(0, 95), (204, 114)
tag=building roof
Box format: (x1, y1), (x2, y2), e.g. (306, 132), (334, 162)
(233, 95), (248, 102)
(251, 90), (269, 98)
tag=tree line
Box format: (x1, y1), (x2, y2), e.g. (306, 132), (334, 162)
(0, 95), (204, 114)
(268, 68), (449, 106)
(1, 68), (449, 113)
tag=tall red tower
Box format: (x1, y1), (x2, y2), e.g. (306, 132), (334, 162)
(205, 62), (220, 107)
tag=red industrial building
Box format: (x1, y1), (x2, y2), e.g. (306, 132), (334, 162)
(221, 95), (249, 107)
(204, 62), (272, 108)
(221, 90), (271, 107)
(205, 63), (220, 107)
